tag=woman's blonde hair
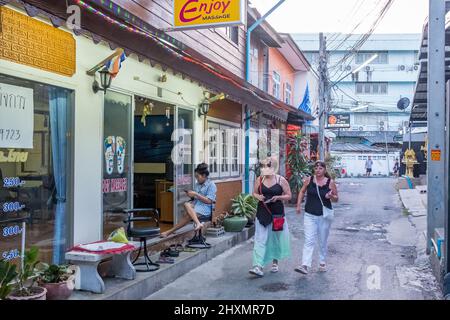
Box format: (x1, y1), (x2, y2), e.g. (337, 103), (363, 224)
(260, 156), (279, 176)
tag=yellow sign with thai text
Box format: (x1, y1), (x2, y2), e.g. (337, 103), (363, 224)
(0, 7), (76, 76)
(173, 0), (246, 30)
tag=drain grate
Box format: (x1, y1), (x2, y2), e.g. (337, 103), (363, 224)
(260, 282), (290, 292)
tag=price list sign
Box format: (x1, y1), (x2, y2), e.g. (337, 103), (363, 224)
(0, 176), (27, 266)
(0, 82), (34, 149)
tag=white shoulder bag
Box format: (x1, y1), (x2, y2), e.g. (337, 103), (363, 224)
(315, 177), (335, 221)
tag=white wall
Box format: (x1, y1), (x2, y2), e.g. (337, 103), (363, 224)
(334, 152), (400, 177)
(0, 7), (205, 245)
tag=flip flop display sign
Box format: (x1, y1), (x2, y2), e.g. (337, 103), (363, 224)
(103, 136), (128, 194)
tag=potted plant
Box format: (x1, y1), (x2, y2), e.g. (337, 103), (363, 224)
(0, 259), (18, 300)
(287, 133), (313, 204)
(223, 194), (258, 232)
(8, 247), (47, 300)
(38, 264), (75, 300)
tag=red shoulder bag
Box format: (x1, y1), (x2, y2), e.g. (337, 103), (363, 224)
(259, 177), (285, 232)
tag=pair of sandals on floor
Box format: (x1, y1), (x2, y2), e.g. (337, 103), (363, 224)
(157, 244), (198, 264)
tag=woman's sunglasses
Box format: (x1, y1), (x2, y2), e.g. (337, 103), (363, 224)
(259, 162), (272, 168)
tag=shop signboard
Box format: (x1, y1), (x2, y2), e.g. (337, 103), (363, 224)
(0, 83), (34, 149)
(327, 113), (351, 129)
(173, 0), (246, 30)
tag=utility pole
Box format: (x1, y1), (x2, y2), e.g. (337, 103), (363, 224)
(427, 0), (446, 256)
(318, 33), (328, 160)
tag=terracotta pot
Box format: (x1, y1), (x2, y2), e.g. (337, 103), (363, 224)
(40, 277), (75, 300)
(223, 215), (248, 232)
(8, 287), (47, 300)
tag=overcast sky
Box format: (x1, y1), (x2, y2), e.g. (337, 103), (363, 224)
(250, 0), (428, 34)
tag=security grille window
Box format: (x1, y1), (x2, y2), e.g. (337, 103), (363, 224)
(273, 71), (281, 99)
(207, 123), (220, 177)
(356, 51), (388, 64)
(355, 82), (388, 95)
(285, 83), (292, 105)
(221, 129), (229, 175)
(207, 121), (241, 179)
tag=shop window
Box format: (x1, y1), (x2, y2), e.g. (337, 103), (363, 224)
(207, 122), (220, 178)
(207, 121), (241, 179)
(102, 91), (132, 239)
(0, 74), (72, 265)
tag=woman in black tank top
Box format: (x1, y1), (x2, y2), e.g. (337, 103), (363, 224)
(249, 157), (292, 278)
(304, 176), (333, 216)
(294, 161), (339, 275)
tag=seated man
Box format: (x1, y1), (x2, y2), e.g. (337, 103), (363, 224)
(160, 163), (217, 238)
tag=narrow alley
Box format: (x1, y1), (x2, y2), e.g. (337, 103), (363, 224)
(147, 178), (441, 300)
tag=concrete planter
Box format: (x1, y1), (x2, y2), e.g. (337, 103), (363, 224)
(223, 216), (248, 232)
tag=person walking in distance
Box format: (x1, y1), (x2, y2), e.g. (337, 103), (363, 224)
(249, 156), (292, 278)
(295, 161), (339, 275)
(365, 156), (374, 177)
(393, 158), (400, 178)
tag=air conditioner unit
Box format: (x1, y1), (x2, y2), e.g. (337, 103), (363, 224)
(345, 65), (352, 71)
(380, 126), (385, 131)
(379, 121), (385, 126)
(359, 126), (364, 131)
(398, 65), (406, 71)
(365, 66), (373, 72)
(413, 65), (419, 71)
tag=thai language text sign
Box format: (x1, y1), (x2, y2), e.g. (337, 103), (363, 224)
(0, 82), (34, 149)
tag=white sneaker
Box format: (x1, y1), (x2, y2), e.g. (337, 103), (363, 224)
(295, 265), (308, 275)
(271, 264), (279, 273)
(249, 266), (264, 277)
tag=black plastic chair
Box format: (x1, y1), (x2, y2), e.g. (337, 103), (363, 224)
(187, 201), (216, 249)
(123, 208), (161, 272)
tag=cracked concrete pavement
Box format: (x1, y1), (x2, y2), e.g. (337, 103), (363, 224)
(146, 178), (442, 300)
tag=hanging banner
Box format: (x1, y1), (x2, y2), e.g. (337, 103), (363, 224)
(173, 0), (246, 30)
(0, 83), (34, 149)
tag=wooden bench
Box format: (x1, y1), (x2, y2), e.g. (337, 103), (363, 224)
(65, 242), (139, 294)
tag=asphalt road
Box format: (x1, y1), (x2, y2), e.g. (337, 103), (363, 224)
(146, 178), (441, 300)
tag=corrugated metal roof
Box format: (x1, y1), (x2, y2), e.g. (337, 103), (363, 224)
(331, 143), (385, 153)
(335, 131), (400, 144)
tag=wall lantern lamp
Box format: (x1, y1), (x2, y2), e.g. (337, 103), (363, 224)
(198, 92), (226, 117)
(92, 68), (113, 94)
(199, 98), (210, 117)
